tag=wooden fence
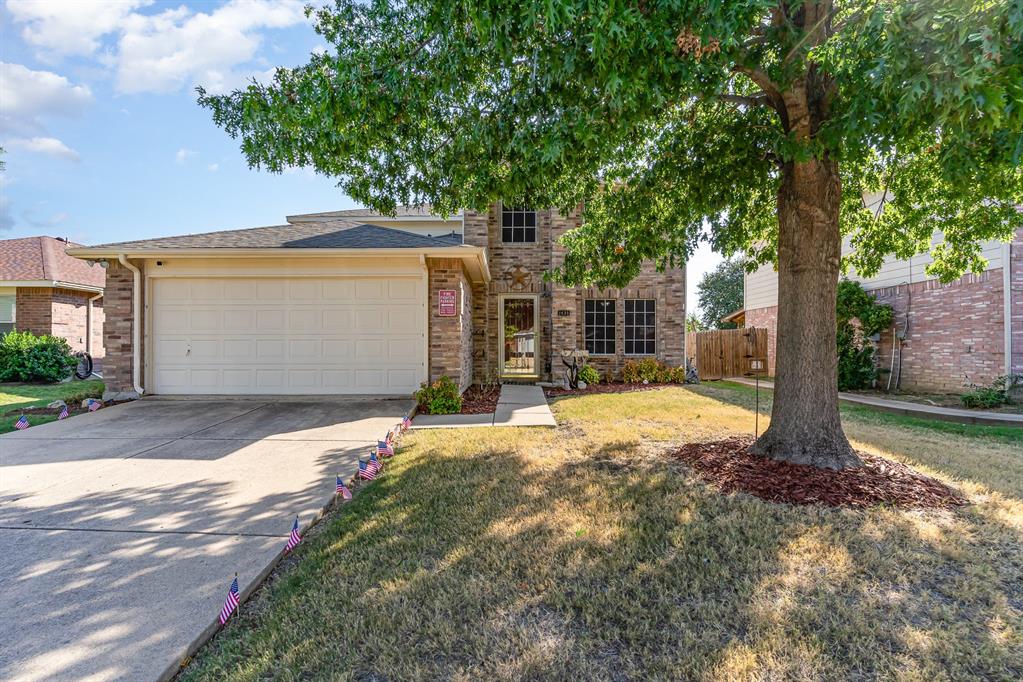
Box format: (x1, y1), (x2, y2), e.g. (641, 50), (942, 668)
(686, 327), (769, 381)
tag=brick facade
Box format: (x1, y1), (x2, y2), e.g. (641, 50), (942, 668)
(14, 286), (104, 356)
(427, 258), (474, 391)
(461, 205), (686, 385)
(1011, 230), (1023, 379)
(745, 305), (778, 376)
(102, 260), (144, 398)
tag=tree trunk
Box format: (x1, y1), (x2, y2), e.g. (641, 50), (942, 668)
(749, 158), (862, 470)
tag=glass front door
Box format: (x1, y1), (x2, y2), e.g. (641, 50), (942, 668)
(501, 297), (537, 376)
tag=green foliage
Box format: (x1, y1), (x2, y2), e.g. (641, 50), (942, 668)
(577, 364), (601, 386)
(685, 314), (706, 333)
(960, 374), (1021, 409)
(622, 358), (685, 384)
(198, 0), (1022, 289)
(835, 280), (894, 391)
(415, 376), (462, 415)
(697, 259), (745, 329)
(0, 331), (77, 383)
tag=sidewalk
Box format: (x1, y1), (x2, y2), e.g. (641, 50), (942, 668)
(414, 384), (556, 428)
(724, 377), (1023, 428)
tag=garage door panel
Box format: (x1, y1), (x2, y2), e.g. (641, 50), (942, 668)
(153, 277), (425, 395)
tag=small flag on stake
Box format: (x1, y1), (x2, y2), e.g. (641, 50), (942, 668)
(368, 452), (382, 474)
(336, 474), (352, 500)
(219, 574), (240, 625)
(386, 429), (395, 444)
(378, 439), (394, 458)
(14, 415), (29, 430)
(88, 400), (102, 412)
(357, 459), (376, 481)
(285, 518), (302, 553)
(402, 416), (411, 432)
(58, 405), (69, 420)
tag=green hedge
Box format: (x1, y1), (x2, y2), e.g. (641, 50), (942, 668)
(0, 331), (78, 383)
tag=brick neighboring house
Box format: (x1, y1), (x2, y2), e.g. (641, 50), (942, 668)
(738, 224), (1023, 393)
(0, 236), (105, 356)
(68, 205), (685, 399)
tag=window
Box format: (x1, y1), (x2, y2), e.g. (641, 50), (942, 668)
(585, 299), (615, 355)
(0, 294), (14, 336)
(501, 206), (537, 243)
(625, 299), (656, 355)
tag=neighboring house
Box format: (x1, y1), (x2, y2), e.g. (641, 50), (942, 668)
(0, 236), (105, 356)
(68, 205), (685, 399)
(738, 225), (1023, 392)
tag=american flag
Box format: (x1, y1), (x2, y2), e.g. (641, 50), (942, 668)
(14, 415), (29, 430)
(402, 416), (411, 432)
(357, 459), (376, 481)
(336, 475), (352, 500)
(58, 406), (69, 420)
(285, 518), (302, 552)
(368, 452), (382, 474)
(218, 575), (240, 625)
(88, 400), (101, 412)
(378, 439), (394, 458)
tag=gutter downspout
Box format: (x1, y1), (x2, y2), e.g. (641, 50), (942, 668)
(1004, 242), (1013, 394)
(86, 292), (103, 355)
(117, 254), (144, 397)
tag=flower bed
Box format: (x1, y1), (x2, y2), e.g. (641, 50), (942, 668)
(459, 385), (501, 414)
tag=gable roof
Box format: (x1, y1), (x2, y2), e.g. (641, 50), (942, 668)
(287, 205), (461, 223)
(80, 221), (464, 250)
(0, 236), (105, 290)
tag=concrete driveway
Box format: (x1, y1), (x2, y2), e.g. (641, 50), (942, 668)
(0, 396), (413, 682)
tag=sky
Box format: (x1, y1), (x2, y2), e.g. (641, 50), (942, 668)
(0, 0), (722, 316)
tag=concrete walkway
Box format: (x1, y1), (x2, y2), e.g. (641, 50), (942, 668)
(0, 397), (413, 682)
(414, 384), (556, 428)
(724, 377), (1023, 427)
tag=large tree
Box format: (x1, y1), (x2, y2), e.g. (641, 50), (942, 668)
(698, 259), (746, 329)
(200, 0), (1022, 470)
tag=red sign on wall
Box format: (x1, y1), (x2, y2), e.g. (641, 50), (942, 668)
(438, 289), (457, 317)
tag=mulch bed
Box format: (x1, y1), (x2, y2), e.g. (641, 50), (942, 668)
(460, 385), (501, 414)
(668, 436), (967, 509)
(545, 381), (679, 397)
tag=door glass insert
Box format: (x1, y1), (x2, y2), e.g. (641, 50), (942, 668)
(502, 298), (536, 375)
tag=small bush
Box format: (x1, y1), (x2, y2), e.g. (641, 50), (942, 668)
(621, 358), (685, 384)
(578, 364), (600, 386)
(0, 331), (77, 383)
(960, 375), (1020, 409)
(415, 376), (462, 414)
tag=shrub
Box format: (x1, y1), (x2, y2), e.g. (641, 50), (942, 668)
(414, 376), (462, 414)
(0, 331), (77, 383)
(577, 364), (600, 386)
(621, 358), (685, 384)
(836, 280), (894, 391)
(960, 374), (1020, 409)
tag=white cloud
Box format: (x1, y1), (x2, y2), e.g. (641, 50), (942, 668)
(6, 136), (80, 162)
(0, 62), (93, 135)
(115, 0), (306, 94)
(175, 148), (198, 165)
(207, 163), (219, 172)
(5, 0), (149, 59)
(0, 195), (12, 231)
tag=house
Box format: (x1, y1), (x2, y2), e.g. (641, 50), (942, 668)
(741, 225), (1023, 392)
(0, 236), (105, 356)
(68, 205), (685, 399)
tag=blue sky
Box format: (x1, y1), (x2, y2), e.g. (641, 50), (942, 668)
(0, 0), (721, 313)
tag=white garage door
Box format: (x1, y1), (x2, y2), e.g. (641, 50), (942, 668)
(151, 277), (425, 395)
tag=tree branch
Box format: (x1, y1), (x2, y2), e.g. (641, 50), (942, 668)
(716, 93), (774, 109)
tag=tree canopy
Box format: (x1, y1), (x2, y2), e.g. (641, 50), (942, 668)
(200, 0), (1021, 287)
(697, 259), (746, 329)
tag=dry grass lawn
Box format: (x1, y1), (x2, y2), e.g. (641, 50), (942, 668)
(181, 384), (1023, 681)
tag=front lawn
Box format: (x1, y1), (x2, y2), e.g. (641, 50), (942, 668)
(182, 386), (1022, 680)
(0, 380), (104, 433)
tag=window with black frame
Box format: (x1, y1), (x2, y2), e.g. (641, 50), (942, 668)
(584, 299), (616, 355)
(625, 299), (656, 355)
(501, 207), (537, 243)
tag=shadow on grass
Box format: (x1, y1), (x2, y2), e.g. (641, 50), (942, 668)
(179, 428), (1023, 681)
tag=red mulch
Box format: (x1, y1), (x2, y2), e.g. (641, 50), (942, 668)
(460, 385), (501, 414)
(545, 382), (677, 397)
(668, 436), (967, 509)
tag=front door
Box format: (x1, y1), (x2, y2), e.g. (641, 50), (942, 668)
(500, 295), (538, 377)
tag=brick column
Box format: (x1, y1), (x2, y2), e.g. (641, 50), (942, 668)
(427, 258), (473, 391)
(102, 260), (144, 400)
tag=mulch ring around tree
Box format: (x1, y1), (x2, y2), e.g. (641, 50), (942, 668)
(545, 381), (679, 398)
(460, 385), (501, 414)
(668, 436), (967, 509)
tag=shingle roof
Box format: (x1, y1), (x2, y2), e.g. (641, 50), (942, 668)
(86, 221), (464, 250)
(0, 236), (105, 288)
(287, 205), (460, 222)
